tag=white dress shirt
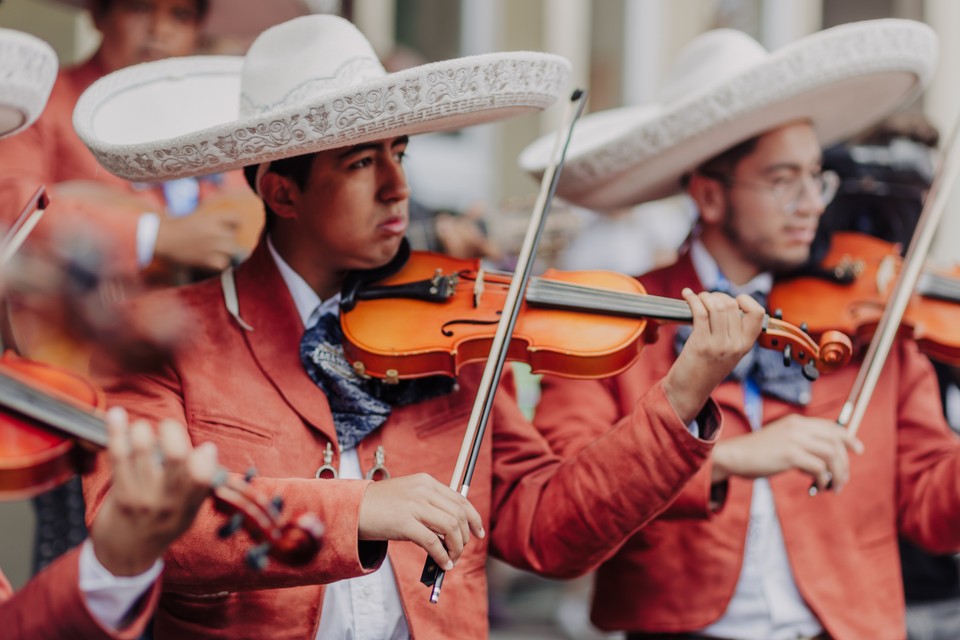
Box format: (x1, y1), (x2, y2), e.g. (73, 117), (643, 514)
(267, 239), (409, 640)
(689, 240), (824, 640)
(78, 538), (162, 631)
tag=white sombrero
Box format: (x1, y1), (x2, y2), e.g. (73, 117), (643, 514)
(0, 28), (58, 139)
(520, 19), (938, 211)
(73, 14), (570, 182)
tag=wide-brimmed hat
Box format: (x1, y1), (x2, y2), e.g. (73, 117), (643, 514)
(73, 14), (570, 183)
(0, 28), (58, 139)
(519, 19), (937, 211)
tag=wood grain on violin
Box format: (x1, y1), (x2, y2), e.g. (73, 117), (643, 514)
(339, 251), (853, 383)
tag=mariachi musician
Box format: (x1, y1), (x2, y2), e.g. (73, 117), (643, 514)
(525, 19), (955, 640)
(69, 14), (775, 640)
(0, 26), (220, 640)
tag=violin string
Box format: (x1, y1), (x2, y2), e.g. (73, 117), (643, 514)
(526, 278), (693, 321)
(0, 372), (107, 447)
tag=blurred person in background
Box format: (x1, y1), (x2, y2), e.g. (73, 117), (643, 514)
(525, 21), (957, 640)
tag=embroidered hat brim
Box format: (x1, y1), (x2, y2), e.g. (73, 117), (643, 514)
(73, 16), (571, 182)
(0, 28), (58, 139)
(519, 19), (938, 211)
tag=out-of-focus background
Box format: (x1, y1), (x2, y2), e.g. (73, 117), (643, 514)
(2, 1), (959, 637)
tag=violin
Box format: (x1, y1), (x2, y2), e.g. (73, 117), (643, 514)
(339, 247), (853, 383)
(768, 231), (960, 365)
(0, 352), (323, 569)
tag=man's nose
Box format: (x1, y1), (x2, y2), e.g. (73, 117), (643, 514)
(380, 157), (411, 202)
(794, 174), (828, 218)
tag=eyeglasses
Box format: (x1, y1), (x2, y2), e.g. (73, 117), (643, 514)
(700, 169), (840, 216)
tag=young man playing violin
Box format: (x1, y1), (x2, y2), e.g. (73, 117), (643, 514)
(72, 15), (768, 640)
(526, 20), (956, 640)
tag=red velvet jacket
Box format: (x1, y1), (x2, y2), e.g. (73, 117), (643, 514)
(84, 237), (722, 639)
(535, 253), (960, 640)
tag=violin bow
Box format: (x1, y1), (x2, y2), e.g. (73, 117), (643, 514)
(420, 89), (588, 603)
(810, 112), (960, 495)
(0, 186), (49, 266)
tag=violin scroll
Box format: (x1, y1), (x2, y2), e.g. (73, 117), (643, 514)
(760, 318), (853, 380)
(212, 472), (325, 569)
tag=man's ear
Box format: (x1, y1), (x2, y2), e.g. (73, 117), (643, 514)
(687, 173), (727, 224)
(259, 172), (299, 219)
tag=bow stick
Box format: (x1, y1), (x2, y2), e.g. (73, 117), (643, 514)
(810, 112), (960, 496)
(419, 89), (588, 603)
(0, 186), (49, 266)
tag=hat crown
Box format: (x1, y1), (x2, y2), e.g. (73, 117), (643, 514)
(657, 29), (767, 105)
(239, 15), (386, 117)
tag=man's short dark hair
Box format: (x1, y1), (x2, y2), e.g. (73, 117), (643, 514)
(242, 152), (318, 226)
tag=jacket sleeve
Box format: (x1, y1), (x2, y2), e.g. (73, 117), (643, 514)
(84, 364), (386, 595)
(0, 546), (159, 640)
(535, 370), (723, 521)
(895, 339), (960, 553)
(492, 371), (720, 579)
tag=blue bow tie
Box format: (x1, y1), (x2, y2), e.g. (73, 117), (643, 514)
(673, 289), (812, 407)
(300, 313), (454, 450)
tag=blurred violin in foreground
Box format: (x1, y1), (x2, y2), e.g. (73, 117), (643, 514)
(0, 352), (324, 569)
(338, 244), (853, 383)
(769, 231), (960, 365)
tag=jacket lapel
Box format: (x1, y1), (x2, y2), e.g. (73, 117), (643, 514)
(231, 238), (337, 441)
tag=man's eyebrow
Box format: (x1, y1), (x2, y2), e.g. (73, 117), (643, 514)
(759, 160), (823, 174)
(337, 136), (410, 159)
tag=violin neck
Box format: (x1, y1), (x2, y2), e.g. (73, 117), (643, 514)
(0, 369), (107, 447)
(525, 277), (693, 323)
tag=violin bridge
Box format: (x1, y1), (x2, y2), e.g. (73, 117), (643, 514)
(473, 269), (485, 308)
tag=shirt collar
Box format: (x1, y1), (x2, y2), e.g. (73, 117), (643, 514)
(689, 238), (773, 297)
(267, 236), (339, 328)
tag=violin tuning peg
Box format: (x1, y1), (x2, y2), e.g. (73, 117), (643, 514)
(271, 495), (284, 513)
(773, 308), (783, 320)
(244, 468), (257, 483)
(218, 512), (245, 539)
(782, 344), (792, 367)
(245, 543), (272, 571)
(802, 360), (820, 382)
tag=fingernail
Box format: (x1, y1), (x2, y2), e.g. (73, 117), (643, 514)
(479, 527), (486, 538)
(444, 560), (454, 570)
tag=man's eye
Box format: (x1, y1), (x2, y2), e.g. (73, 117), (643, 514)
(769, 176), (795, 190)
(351, 158), (373, 169)
(395, 151), (407, 163)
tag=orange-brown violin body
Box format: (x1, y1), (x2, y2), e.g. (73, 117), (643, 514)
(342, 253), (651, 380)
(769, 232), (960, 364)
(0, 352), (103, 499)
